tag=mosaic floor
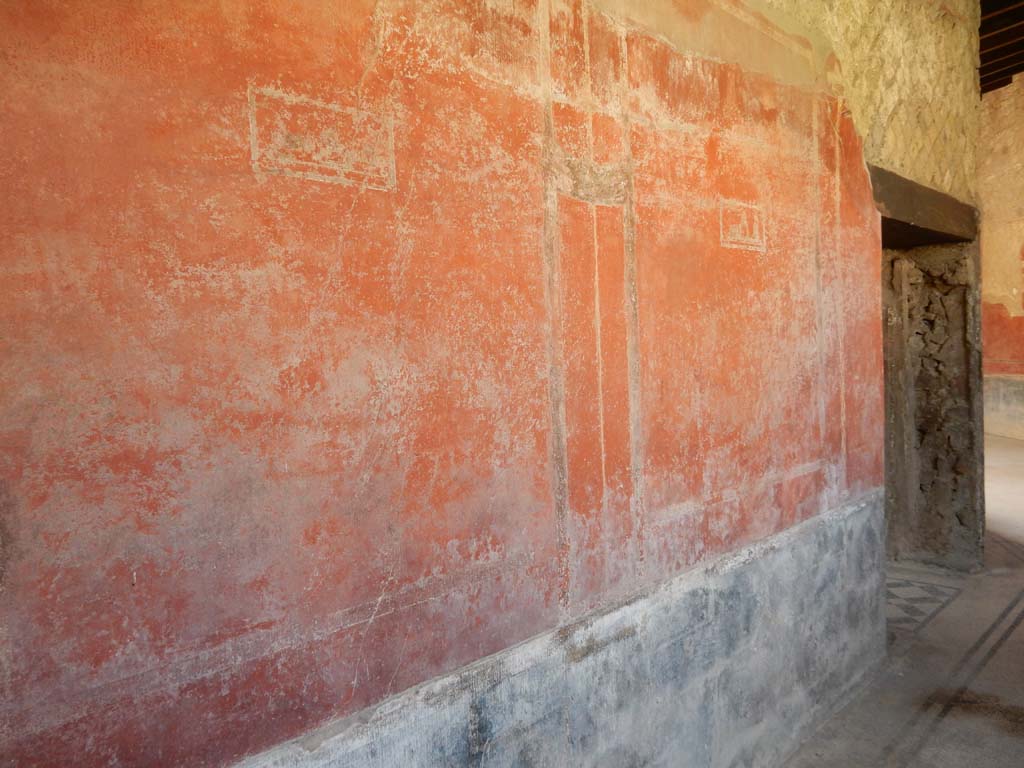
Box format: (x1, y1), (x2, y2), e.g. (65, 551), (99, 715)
(886, 577), (961, 638)
(791, 435), (1024, 768)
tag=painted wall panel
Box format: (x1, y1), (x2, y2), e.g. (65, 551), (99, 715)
(0, 1), (882, 765)
(979, 76), (1024, 378)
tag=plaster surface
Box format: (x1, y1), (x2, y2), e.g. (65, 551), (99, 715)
(0, 2), (882, 764)
(761, 0), (979, 204)
(979, 75), (1024, 440)
(239, 495), (885, 768)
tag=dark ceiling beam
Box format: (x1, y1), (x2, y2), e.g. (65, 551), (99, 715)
(981, 17), (1024, 40)
(981, 2), (1024, 94)
(868, 165), (977, 248)
(981, 33), (1024, 57)
(981, 39), (1024, 66)
(983, 0), (1024, 16)
(981, 55), (1024, 80)
(981, 5), (1024, 34)
(982, 76), (1014, 93)
(980, 20), (1024, 52)
(981, 67), (1021, 83)
(982, 74), (1017, 90)
(982, 0), (1024, 19)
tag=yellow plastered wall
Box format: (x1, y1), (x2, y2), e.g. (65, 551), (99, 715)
(979, 74), (1024, 314)
(760, 0), (979, 204)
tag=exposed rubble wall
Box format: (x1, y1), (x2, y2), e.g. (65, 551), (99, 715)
(760, 0), (979, 204)
(884, 243), (984, 570)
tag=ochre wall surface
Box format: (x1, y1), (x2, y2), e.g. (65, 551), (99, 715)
(979, 75), (1024, 376)
(761, 0), (979, 204)
(0, 1), (882, 765)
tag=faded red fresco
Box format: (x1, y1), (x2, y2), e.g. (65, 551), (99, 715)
(983, 245), (1024, 375)
(984, 304), (1024, 375)
(0, 1), (882, 766)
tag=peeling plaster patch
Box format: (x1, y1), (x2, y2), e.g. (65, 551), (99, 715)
(562, 624), (636, 662)
(248, 84), (395, 190)
(719, 198), (767, 252)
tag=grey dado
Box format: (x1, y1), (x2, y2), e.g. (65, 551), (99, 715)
(239, 493), (886, 768)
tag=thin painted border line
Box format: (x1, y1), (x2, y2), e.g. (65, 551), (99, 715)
(879, 585), (1024, 766)
(892, 599), (1024, 767)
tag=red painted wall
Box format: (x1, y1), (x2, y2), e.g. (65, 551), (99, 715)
(984, 302), (1024, 375)
(0, 2), (882, 765)
(983, 245), (1024, 375)
(980, 75), (1024, 379)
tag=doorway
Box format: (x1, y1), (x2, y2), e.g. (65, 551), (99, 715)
(873, 166), (985, 571)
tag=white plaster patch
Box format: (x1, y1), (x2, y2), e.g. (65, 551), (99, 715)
(248, 84), (396, 190)
(719, 198), (767, 252)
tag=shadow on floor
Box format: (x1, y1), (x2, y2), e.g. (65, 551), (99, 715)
(986, 433), (1024, 568)
(788, 434), (1024, 768)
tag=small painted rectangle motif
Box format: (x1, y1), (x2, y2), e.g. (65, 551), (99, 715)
(249, 85), (395, 190)
(719, 199), (766, 252)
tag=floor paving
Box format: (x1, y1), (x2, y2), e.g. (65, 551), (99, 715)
(788, 434), (1024, 768)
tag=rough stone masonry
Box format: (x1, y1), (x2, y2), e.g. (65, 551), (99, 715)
(884, 244), (985, 571)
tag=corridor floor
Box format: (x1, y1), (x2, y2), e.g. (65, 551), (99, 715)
(788, 434), (1024, 767)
